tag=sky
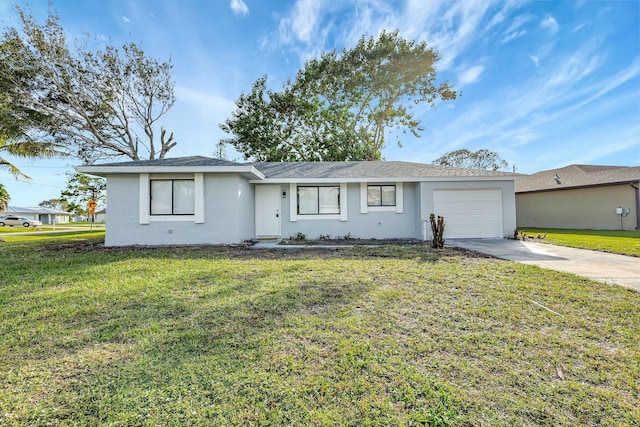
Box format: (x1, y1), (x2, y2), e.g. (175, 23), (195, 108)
(1, 0), (639, 207)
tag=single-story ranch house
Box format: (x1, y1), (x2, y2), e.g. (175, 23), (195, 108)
(0, 206), (72, 224)
(76, 156), (517, 246)
(516, 164), (640, 230)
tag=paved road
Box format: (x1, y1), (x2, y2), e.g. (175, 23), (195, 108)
(447, 239), (640, 292)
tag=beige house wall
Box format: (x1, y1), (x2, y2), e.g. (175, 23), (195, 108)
(516, 184), (638, 230)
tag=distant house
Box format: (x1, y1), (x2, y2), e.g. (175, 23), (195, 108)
(516, 165), (640, 230)
(94, 208), (107, 223)
(76, 156), (518, 246)
(0, 206), (72, 225)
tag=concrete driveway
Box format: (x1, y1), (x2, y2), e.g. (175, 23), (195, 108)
(447, 239), (640, 292)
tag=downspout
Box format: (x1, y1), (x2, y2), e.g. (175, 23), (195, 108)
(631, 181), (640, 229)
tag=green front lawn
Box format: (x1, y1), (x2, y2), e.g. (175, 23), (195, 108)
(0, 234), (638, 425)
(0, 224), (104, 234)
(521, 228), (640, 257)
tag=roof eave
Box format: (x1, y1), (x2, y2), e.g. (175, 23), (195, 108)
(74, 165), (265, 180)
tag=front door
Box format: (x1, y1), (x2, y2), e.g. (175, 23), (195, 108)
(255, 185), (281, 238)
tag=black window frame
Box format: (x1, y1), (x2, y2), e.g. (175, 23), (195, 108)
(297, 185), (340, 215)
(150, 179), (195, 215)
(367, 184), (396, 207)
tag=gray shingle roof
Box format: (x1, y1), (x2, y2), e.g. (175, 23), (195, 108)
(78, 156), (518, 179)
(516, 164), (640, 193)
(252, 161), (516, 179)
(89, 156), (243, 167)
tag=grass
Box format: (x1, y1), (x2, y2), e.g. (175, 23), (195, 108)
(0, 233), (638, 426)
(521, 228), (640, 257)
(0, 223), (105, 234)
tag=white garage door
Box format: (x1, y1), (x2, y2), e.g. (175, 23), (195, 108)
(433, 189), (502, 238)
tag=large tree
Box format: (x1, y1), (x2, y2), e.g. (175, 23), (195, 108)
(432, 148), (509, 171)
(1, 67), (66, 208)
(1, 34), (66, 181)
(221, 30), (456, 161)
(38, 198), (69, 211)
(60, 173), (106, 215)
(0, 6), (177, 163)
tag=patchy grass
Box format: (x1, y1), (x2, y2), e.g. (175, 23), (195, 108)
(0, 226), (45, 233)
(1, 230), (105, 242)
(0, 224), (104, 234)
(522, 228), (640, 257)
(0, 234), (638, 426)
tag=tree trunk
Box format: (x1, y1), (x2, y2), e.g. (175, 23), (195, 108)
(429, 213), (445, 249)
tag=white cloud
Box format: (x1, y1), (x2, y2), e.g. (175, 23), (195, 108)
(274, 0), (505, 71)
(408, 0), (496, 71)
(500, 14), (532, 43)
(546, 46), (601, 87)
(278, 0), (326, 44)
(572, 23), (587, 32)
(529, 55), (540, 68)
(410, 40), (640, 171)
(485, 0), (522, 30)
(458, 65), (484, 85)
(122, 15), (130, 23)
(168, 86), (237, 157)
(230, 0), (249, 16)
(540, 15), (559, 34)
(175, 86), (235, 119)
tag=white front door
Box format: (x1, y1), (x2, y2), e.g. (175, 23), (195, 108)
(255, 185), (281, 238)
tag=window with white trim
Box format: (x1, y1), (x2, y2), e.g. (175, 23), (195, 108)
(367, 185), (396, 207)
(297, 186), (340, 215)
(150, 179), (195, 215)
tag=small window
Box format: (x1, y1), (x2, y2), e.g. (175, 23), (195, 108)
(298, 186), (340, 215)
(367, 185), (396, 206)
(150, 179), (195, 215)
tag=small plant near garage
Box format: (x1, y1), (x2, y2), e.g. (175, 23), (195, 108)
(430, 213), (445, 248)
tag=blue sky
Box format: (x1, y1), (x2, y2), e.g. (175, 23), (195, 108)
(1, 0), (639, 207)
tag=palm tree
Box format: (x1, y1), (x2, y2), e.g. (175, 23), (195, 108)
(1, 46), (69, 203)
(0, 138), (65, 180)
(0, 136), (67, 209)
(0, 183), (9, 211)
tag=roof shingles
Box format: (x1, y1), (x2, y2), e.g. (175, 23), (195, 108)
(516, 165), (640, 193)
(251, 161), (516, 179)
(81, 157), (517, 179)
(90, 156), (244, 168)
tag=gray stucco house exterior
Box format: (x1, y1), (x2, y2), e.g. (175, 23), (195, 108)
(76, 156), (517, 246)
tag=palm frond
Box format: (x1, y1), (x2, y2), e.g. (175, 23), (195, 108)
(3, 140), (68, 159)
(0, 157), (31, 179)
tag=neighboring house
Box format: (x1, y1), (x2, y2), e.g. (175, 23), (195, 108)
(516, 165), (640, 230)
(94, 208), (107, 223)
(76, 156), (518, 246)
(0, 206), (72, 224)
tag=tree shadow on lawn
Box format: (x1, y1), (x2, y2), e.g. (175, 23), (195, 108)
(3, 243), (639, 425)
(3, 245), (453, 423)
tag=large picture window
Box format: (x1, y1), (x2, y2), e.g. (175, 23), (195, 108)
(298, 186), (340, 215)
(367, 185), (396, 206)
(151, 179), (195, 215)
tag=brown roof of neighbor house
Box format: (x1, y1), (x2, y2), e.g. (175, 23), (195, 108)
(515, 164), (640, 193)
